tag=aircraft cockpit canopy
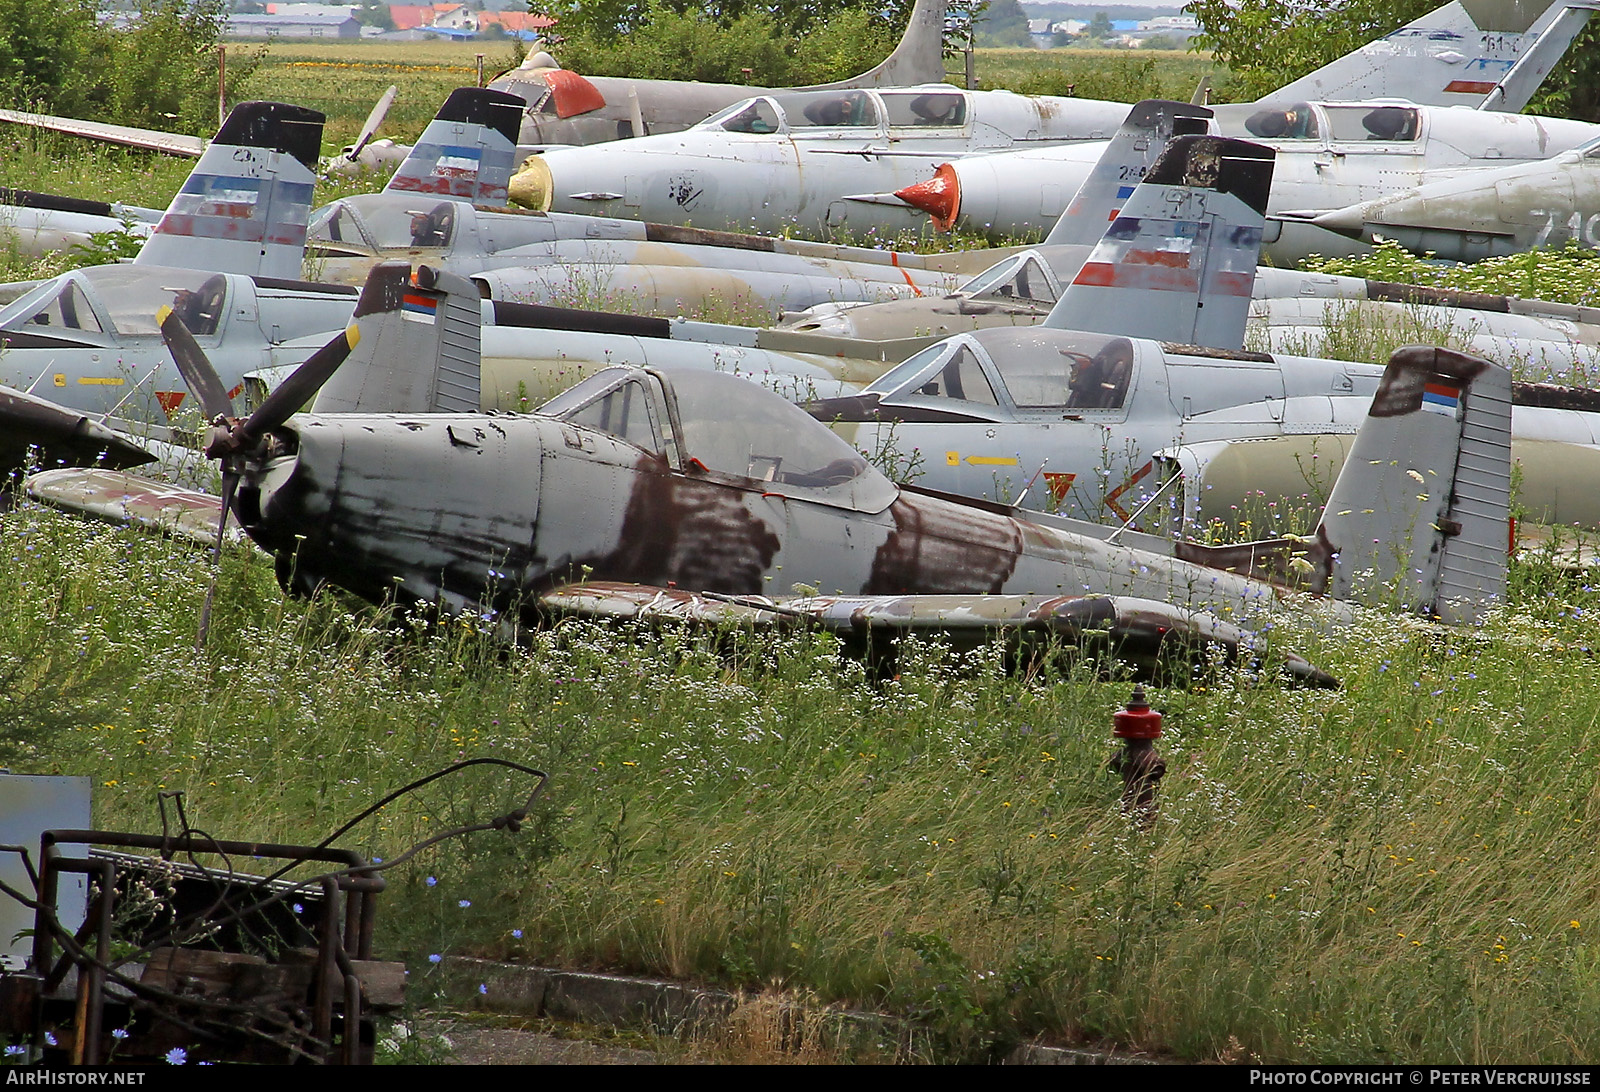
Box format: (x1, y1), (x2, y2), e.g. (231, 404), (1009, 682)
(1238, 102), (1319, 140)
(957, 250), (1059, 305)
(542, 366), (896, 512)
(0, 267), (232, 340)
(707, 90), (886, 134)
(1324, 104), (1420, 142)
(310, 195), (461, 251)
(867, 330), (1138, 419)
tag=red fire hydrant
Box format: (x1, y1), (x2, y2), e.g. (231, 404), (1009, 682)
(1109, 686), (1165, 823)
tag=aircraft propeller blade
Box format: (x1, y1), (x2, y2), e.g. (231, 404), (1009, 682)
(237, 322), (359, 443)
(157, 305), (235, 420)
(347, 85), (398, 161)
(194, 470), (240, 651)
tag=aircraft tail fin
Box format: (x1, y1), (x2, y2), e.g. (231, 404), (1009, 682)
(1257, 0), (1582, 110)
(1312, 346), (1511, 624)
(1042, 134), (1271, 351)
(383, 87), (524, 206)
(805, 0), (949, 89)
(1044, 99), (1212, 247)
(132, 101), (323, 281)
(312, 262), (482, 415)
(1476, 1), (1599, 111)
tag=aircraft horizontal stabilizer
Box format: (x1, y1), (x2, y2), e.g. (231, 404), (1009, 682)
(25, 468), (243, 549)
(537, 582), (1338, 686)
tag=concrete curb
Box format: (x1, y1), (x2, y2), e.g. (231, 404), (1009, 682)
(433, 956), (1164, 1064)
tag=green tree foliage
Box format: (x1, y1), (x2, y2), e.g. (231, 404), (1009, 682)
(540, 0), (922, 84)
(1186, 0), (1435, 101)
(0, 0), (243, 133)
(1085, 11), (1115, 39)
(973, 0), (1031, 47)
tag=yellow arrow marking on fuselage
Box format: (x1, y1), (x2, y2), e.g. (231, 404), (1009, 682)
(77, 377), (124, 386)
(966, 455), (1019, 466)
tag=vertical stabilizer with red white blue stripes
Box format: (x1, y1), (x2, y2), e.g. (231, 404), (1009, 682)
(384, 87), (524, 206)
(133, 102), (323, 281)
(1043, 99), (1212, 247)
(1312, 346), (1511, 624)
(312, 262), (482, 415)
(1041, 135), (1272, 351)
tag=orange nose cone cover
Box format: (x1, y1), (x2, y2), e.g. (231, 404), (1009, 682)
(536, 68), (606, 118)
(894, 162), (960, 232)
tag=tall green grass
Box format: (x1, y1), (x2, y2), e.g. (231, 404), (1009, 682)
(9, 499), (1600, 1063)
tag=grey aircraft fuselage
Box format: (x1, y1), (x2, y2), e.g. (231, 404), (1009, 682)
(888, 101), (1600, 259)
(810, 325), (1600, 530)
(0, 265), (358, 423)
(306, 192), (974, 317)
(1307, 134), (1600, 261)
(778, 246), (1600, 378)
(506, 86), (1124, 237)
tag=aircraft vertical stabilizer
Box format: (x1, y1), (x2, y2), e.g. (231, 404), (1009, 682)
(1256, 0), (1585, 111)
(132, 102), (323, 281)
(1313, 346), (1511, 624)
(1042, 134), (1272, 350)
(312, 262), (482, 415)
(805, 0), (949, 90)
(1043, 100), (1212, 248)
(384, 88), (523, 206)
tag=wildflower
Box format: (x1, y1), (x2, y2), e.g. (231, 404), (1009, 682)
(478, 984), (488, 995)
(458, 899), (471, 909)
(428, 954), (442, 964)
(512, 929), (523, 939)
(5, 1046), (24, 1057)
(426, 876), (437, 887)
(165, 1047), (187, 1065)
(293, 903), (304, 914)
(111, 1029), (129, 1041)
(43, 1033), (56, 1046)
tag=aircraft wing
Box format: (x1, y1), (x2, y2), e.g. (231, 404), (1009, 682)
(537, 582), (1338, 686)
(24, 468), (247, 549)
(0, 109), (206, 157)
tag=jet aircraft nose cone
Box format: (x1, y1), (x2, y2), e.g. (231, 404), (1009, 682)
(1307, 204), (1370, 240)
(509, 154), (554, 211)
(894, 162), (960, 232)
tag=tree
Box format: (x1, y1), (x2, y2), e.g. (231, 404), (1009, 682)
(538, 0), (918, 84)
(1085, 11), (1114, 41)
(973, 0), (1030, 48)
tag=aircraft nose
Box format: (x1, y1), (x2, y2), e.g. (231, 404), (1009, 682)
(895, 163), (960, 232)
(509, 154), (554, 211)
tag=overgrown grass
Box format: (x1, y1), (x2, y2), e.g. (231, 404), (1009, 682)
(1303, 239), (1600, 310)
(9, 499), (1600, 1063)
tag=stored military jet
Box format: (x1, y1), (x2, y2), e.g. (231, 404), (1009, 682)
(0, 189), (160, 264)
(1305, 132), (1600, 261)
(308, 88), (967, 316)
(73, 256), (1512, 689)
(887, 98), (1600, 257)
(491, 0), (950, 153)
(0, 101), (359, 429)
(799, 135), (1600, 529)
(505, 1), (1597, 241)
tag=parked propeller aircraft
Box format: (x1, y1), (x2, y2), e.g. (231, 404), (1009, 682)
(491, 0), (950, 153)
(1305, 132), (1600, 261)
(35, 255), (1513, 688)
